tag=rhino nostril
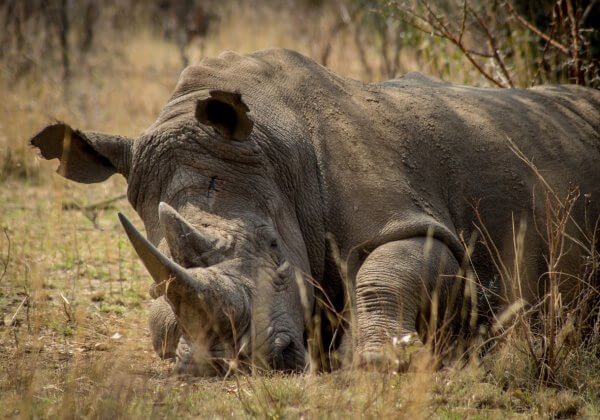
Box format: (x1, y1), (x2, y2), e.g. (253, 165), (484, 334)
(279, 339), (304, 372)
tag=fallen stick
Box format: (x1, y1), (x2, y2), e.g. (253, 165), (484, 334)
(62, 194), (127, 228)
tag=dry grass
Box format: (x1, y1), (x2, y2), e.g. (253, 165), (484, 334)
(1, 4), (600, 419)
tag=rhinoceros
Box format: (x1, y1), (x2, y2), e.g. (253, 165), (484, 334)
(30, 49), (600, 374)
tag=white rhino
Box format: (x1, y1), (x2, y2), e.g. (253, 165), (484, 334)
(30, 49), (600, 374)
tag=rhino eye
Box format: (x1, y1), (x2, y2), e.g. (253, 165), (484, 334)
(270, 239), (278, 249)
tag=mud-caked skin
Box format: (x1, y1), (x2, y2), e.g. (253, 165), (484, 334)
(30, 49), (600, 374)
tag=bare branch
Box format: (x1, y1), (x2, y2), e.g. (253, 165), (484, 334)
(464, 48), (493, 58)
(582, 0), (599, 24)
(62, 194), (127, 229)
(379, 21), (392, 78)
(565, 0), (584, 84)
(530, 20), (557, 86)
(392, 25), (403, 76)
(505, 1), (570, 55)
(320, 3), (356, 67)
(409, 0), (507, 87)
(467, 4), (515, 87)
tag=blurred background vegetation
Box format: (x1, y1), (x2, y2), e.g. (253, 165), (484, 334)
(1, 0), (598, 181)
(1, 0), (598, 86)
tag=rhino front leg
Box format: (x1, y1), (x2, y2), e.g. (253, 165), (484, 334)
(149, 296), (181, 359)
(355, 237), (460, 368)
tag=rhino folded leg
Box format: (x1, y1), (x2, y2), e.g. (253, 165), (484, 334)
(355, 237), (460, 369)
(149, 301), (223, 375)
(149, 296), (181, 359)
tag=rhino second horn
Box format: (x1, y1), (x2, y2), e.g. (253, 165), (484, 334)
(158, 202), (222, 265)
(118, 212), (199, 294)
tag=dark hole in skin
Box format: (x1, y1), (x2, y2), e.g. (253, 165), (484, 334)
(206, 100), (238, 136)
(280, 340), (304, 372)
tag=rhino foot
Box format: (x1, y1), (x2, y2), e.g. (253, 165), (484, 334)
(149, 296), (181, 359)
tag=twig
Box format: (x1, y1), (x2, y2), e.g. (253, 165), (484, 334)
(62, 194), (127, 228)
(463, 48), (493, 58)
(582, 0), (599, 24)
(565, 0), (584, 84)
(458, 0), (467, 45)
(505, 136), (590, 244)
(9, 296), (28, 328)
(0, 227), (10, 284)
(60, 292), (72, 322)
(467, 4), (515, 87)
(62, 193), (127, 212)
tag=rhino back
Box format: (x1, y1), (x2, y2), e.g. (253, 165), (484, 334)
(363, 78), (600, 302)
(376, 77), (600, 221)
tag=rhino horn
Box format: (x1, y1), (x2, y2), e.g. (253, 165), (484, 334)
(118, 212), (198, 292)
(158, 202), (223, 266)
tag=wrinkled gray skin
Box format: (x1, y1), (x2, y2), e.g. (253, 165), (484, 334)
(30, 49), (600, 374)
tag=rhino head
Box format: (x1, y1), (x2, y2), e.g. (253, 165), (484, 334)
(30, 89), (316, 374)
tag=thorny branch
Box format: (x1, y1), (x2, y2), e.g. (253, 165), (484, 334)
(506, 0), (595, 84)
(466, 3), (514, 87)
(504, 1), (570, 55)
(392, 0), (594, 87)
(398, 0), (508, 87)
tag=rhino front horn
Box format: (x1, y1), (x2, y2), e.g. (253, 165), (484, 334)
(118, 212), (198, 293)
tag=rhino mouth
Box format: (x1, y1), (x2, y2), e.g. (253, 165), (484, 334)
(270, 334), (306, 372)
(118, 207), (307, 373)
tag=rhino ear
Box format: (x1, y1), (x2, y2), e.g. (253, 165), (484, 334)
(30, 122), (133, 184)
(195, 90), (254, 141)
